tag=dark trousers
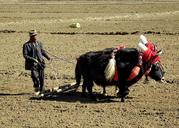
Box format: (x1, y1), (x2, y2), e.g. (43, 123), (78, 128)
(31, 66), (44, 92)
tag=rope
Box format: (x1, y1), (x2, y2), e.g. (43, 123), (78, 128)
(45, 51), (76, 87)
(46, 51), (75, 64)
(48, 62), (60, 86)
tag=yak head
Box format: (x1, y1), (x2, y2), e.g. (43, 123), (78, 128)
(138, 42), (165, 83)
(144, 49), (165, 83)
(148, 61), (165, 83)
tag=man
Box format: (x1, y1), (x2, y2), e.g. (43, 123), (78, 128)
(23, 30), (50, 95)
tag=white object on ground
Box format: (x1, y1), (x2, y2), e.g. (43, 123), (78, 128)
(69, 23), (81, 28)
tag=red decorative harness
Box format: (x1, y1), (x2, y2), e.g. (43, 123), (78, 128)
(114, 67), (119, 81)
(113, 43), (161, 81)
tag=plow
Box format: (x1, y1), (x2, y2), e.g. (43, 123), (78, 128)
(37, 83), (80, 98)
(35, 51), (79, 97)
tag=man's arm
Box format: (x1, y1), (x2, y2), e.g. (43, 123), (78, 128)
(39, 42), (50, 60)
(23, 44), (35, 61)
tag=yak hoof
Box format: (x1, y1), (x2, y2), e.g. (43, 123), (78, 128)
(90, 95), (97, 101)
(102, 92), (108, 97)
(121, 97), (125, 102)
(117, 92), (128, 102)
(81, 92), (87, 97)
(143, 79), (149, 84)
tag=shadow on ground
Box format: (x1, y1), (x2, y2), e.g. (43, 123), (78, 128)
(29, 91), (134, 104)
(0, 92), (31, 96)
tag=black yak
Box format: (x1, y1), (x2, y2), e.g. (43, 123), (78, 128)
(74, 44), (165, 102)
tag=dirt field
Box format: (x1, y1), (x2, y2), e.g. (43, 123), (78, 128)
(0, 0), (178, 128)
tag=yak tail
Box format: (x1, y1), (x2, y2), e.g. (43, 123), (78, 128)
(75, 59), (82, 86)
(104, 58), (116, 81)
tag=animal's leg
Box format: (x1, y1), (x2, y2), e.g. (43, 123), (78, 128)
(118, 85), (129, 102)
(86, 81), (96, 101)
(115, 86), (119, 95)
(144, 75), (149, 84)
(81, 83), (87, 97)
(75, 60), (81, 85)
(102, 85), (106, 96)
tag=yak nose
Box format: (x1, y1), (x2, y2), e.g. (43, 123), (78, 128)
(160, 77), (167, 83)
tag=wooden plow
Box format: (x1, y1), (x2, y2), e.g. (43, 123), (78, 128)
(39, 83), (80, 97)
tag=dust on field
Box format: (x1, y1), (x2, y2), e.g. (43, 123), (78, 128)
(0, 0), (178, 128)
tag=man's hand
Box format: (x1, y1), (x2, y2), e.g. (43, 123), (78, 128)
(32, 58), (39, 63)
(49, 58), (53, 63)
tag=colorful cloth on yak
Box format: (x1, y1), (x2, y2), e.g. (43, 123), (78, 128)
(142, 42), (160, 64)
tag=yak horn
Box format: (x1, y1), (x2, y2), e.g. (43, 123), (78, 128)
(140, 35), (148, 45)
(138, 42), (148, 51)
(157, 49), (163, 55)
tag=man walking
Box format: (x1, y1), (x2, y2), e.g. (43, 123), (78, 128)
(23, 30), (50, 95)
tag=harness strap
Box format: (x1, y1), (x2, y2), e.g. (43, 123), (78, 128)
(144, 65), (152, 76)
(148, 54), (160, 64)
(114, 66), (118, 81)
(127, 66), (140, 81)
(113, 56), (142, 82)
(127, 54), (142, 81)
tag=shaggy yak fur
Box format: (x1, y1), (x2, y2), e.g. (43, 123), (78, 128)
(74, 48), (164, 102)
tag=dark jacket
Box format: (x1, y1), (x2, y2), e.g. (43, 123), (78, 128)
(23, 40), (50, 70)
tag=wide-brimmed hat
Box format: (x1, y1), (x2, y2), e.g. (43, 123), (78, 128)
(29, 30), (37, 36)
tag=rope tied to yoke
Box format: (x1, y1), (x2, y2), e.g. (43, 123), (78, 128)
(45, 51), (75, 86)
(46, 51), (75, 64)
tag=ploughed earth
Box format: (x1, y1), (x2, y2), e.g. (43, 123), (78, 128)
(0, 0), (178, 128)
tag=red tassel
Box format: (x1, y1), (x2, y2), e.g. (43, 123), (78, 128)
(114, 67), (118, 81)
